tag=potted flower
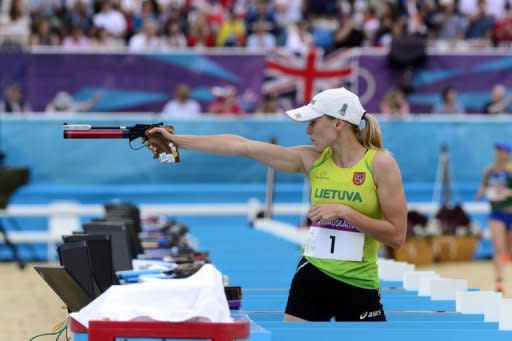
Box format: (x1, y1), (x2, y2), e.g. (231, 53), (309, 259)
(430, 204), (482, 262)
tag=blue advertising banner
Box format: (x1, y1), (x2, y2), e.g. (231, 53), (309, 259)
(358, 51), (512, 114)
(2, 50), (512, 114)
(11, 52), (265, 112)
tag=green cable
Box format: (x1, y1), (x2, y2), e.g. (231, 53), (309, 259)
(55, 326), (69, 341)
(28, 325), (67, 341)
(55, 326), (64, 341)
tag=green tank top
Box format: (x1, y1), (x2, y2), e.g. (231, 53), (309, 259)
(306, 147), (382, 289)
(487, 164), (512, 212)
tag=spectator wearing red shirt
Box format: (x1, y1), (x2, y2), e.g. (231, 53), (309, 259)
(188, 10), (215, 47)
(208, 86), (244, 115)
(493, 2), (512, 46)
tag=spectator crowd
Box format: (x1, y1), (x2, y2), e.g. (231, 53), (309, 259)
(0, 0), (511, 51)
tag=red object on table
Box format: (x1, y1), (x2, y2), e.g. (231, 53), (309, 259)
(69, 317), (250, 341)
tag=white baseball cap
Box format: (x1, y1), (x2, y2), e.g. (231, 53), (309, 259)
(285, 87), (366, 126)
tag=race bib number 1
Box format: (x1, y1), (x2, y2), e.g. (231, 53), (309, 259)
(303, 219), (364, 261)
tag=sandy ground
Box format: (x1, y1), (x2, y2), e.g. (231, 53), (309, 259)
(0, 260), (511, 341)
(0, 262), (68, 341)
(417, 260), (512, 293)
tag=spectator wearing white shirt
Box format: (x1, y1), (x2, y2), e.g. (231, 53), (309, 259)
(284, 20), (314, 56)
(161, 84), (201, 118)
(275, 0), (303, 28)
(0, 0), (30, 45)
(459, 0), (505, 19)
(128, 19), (161, 51)
(93, 0), (127, 38)
(246, 20), (276, 50)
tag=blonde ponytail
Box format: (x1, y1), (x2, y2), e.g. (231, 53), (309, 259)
(353, 113), (383, 149)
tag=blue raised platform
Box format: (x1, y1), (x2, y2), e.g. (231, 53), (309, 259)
(24, 208), (508, 341)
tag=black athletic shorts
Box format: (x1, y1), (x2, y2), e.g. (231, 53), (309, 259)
(285, 257), (386, 322)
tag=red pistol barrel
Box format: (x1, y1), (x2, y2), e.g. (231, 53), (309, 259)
(63, 130), (125, 138)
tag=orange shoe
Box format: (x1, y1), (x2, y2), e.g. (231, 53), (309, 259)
(503, 253), (511, 264)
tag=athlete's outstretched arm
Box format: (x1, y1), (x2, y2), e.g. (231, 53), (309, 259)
(308, 151), (407, 249)
(475, 167), (491, 200)
(146, 127), (317, 173)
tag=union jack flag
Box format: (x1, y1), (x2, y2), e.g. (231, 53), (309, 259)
(264, 48), (357, 105)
